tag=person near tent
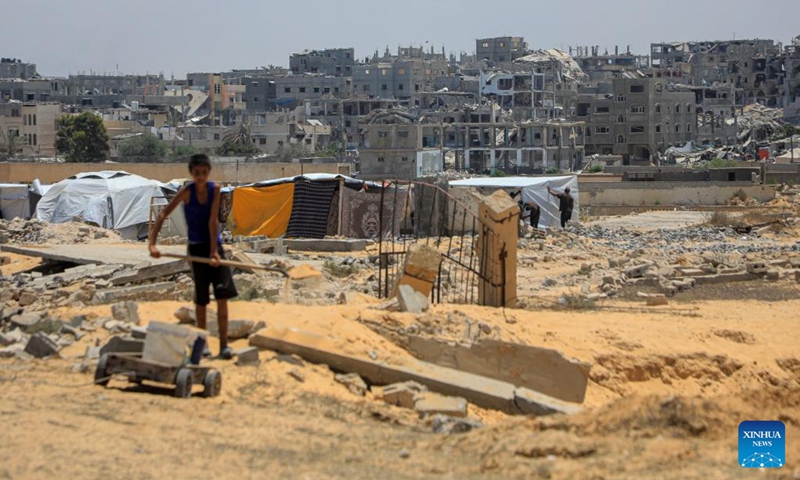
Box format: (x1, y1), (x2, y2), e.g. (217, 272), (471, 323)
(548, 185), (575, 229)
(148, 154), (238, 360)
(521, 201), (541, 230)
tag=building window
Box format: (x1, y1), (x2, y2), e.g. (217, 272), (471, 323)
(363, 85), (370, 92)
(324, 87), (331, 94)
(23, 115), (27, 126)
(630, 84), (645, 93)
(656, 124), (662, 133)
(655, 104), (662, 113)
(630, 105), (645, 114)
(214, 133), (220, 140)
(314, 87), (320, 93)
(616, 135), (625, 144)
(299, 87), (306, 93)
(259, 138), (266, 145)
(402, 156), (409, 162)
(596, 126), (610, 134)
(377, 156), (385, 162)
(381, 84), (388, 91)
(687, 124), (692, 132)
(499, 42), (506, 47)
(616, 115), (626, 124)
(381, 69), (388, 76)
(284, 87), (291, 93)
(398, 131), (409, 138)
(398, 84), (404, 91)
(253, 97), (259, 102)
(616, 94), (626, 102)
(595, 106), (610, 114)
(415, 84), (420, 92)
(33, 134), (37, 146)
(686, 103), (692, 113)
(630, 126), (645, 134)
(334, 87), (340, 93)
(305, 138), (312, 145)
(655, 83), (663, 92)
(398, 69), (406, 75)
(675, 104), (681, 113)
(482, 42), (489, 48)
(33, 115), (37, 126)
(675, 125), (680, 133)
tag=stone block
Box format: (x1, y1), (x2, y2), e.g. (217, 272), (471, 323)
(376, 381), (429, 409)
(414, 393), (468, 418)
(91, 282), (177, 304)
(17, 290), (36, 307)
(111, 301), (140, 325)
(746, 262), (767, 275)
(99, 336), (145, 356)
(334, 373), (368, 396)
(623, 264), (650, 279)
(671, 280), (694, 292)
(130, 326), (148, 339)
(24, 332), (60, 358)
(234, 347), (260, 366)
(0, 328), (26, 347)
(0, 344), (25, 358)
(397, 284), (430, 314)
(396, 244), (441, 298)
(10, 311), (45, 331)
(766, 269), (783, 281)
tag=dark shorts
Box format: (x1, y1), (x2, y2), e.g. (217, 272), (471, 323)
(188, 243), (238, 306)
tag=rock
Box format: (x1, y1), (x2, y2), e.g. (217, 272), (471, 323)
(399, 449), (410, 459)
(414, 393), (468, 418)
(429, 414), (483, 434)
(0, 344), (25, 359)
(624, 264), (650, 279)
(17, 290), (36, 307)
(233, 347), (260, 366)
(24, 332), (61, 358)
(287, 368), (305, 382)
(479, 323), (493, 335)
(99, 336), (145, 356)
(227, 320), (263, 340)
(174, 306), (197, 324)
(60, 324), (85, 340)
(111, 301), (140, 325)
(10, 312), (46, 332)
(746, 262), (767, 275)
(375, 381), (428, 409)
(334, 373), (368, 396)
(0, 328), (26, 347)
(542, 277), (557, 287)
(766, 269), (783, 281)
(397, 285), (430, 314)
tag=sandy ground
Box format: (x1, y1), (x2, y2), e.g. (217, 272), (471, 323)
(2, 296), (799, 479)
(585, 211), (709, 231)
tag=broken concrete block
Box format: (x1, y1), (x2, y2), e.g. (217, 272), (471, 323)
(227, 320), (263, 340)
(0, 344), (25, 359)
(174, 306), (198, 324)
(376, 381), (428, 409)
(671, 280), (694, 292)
(746, 262), (767, 275)
(10, 311), (44, 330)
(429, 414), (483, 434)
(334, 373), (368, 396)
(766, 269), (783, 281)
(130, 326), (148, 340)
(59, 324), (85, 340)
(623, 264), (650, 279)
(91, 282), (177, 304)
(99, 336), (145, 356)
(414, 393), (468, 418)
(111, 301), (140, 325)
(396, 244), (441, 298)
(0, 328), (26, 347)
(397, 284), (430, 314)
(24, 332), (61, 358)
(637, 292), (669, 306)
(234, 347), (260, 366)
(287, 368), (305, 382)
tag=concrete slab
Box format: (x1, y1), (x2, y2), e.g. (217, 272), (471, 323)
(92, 282), (178, 304)
(407, 336), (591, 404)
(414, 393), (468, 418)
(1, 244), (188, 269)
(284, 239), (366, 253)
(694, 272), (763, 285)
(249, 326), (523, 414)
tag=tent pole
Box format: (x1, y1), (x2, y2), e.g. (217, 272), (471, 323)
(337, 178), (344, 236)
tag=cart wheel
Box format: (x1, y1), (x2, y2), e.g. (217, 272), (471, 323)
(174, 368), (194, 398)
(202, 369), (222, 398)
(94, 354), (110, 387)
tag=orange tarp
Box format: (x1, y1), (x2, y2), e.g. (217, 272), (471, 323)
(231, 184), (294, 237)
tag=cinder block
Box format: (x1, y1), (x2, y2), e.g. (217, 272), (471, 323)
(414, 393), (468, 418)
(24, 332), (60, 358)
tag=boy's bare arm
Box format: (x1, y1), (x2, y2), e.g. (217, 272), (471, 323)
(208, 184), (222, 264)
(149, 187), (188, 257)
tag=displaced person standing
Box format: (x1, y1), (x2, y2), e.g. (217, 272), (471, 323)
(522, 201), (541, 230)
(548, 186), (575, 229)
(148, 154), (238, 360)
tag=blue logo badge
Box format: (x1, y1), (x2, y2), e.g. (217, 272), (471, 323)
(739, 421), (786, 469)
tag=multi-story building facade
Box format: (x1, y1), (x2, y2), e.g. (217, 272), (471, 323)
(289, 48), (355, 77)
(275, 75), (351, 107)
(352, 59), (448, 100)
(476, 37), (527, 63)
(0, 58), (37, 80)
(20, 103), (63, 156)
(576, 77), (696, 163)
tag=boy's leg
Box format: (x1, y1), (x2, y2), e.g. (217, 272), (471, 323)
(195, 304), (207, 330)
(217, 298), (229, 352)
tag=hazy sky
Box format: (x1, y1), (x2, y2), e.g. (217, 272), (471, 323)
(2, 0), (798, 78)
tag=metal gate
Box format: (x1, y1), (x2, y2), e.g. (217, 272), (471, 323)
(375, 181), (507, 305)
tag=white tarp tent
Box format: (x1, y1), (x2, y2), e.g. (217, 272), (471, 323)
(36, 171), (168, 239)
(0, 184), (32, 220)
(449, 176), (579, 229)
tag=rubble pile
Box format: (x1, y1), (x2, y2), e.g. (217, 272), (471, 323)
(0, 219), (124, 245)
(737, 103), (785, 142)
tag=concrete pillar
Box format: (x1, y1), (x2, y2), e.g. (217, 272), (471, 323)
(516, 149), (522, 172)
(477, 190), (518, 308)
(490, 149), (497, 170)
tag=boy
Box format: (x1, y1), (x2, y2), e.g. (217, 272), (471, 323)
(149, 154), (237, 359)
(547, 186), (575, 229)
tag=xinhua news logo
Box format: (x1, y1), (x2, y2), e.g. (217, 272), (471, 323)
(739, 421), (786, 469)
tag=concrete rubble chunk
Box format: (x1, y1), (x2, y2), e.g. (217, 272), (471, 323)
(0, 255), (10, 266)
(414, 393), (468, 418)
(746, 262), (768, 275)
(766, 269), (783, 281)
(24, 332), (61, 358)
(397, 284), (430, 314)
(395, 244), (442, 298)
(17, 290), (37, 307)
(376, 381), (429, 409)
(334, 373), (368, 396)
(99, 335), (145, 356)
(0, 344), (25, 359)
(287, 368), (305, 382)
(0, 328), (27, 347)
(234, 347), (260, 366)
(92, 282), (177, 305)
(111, 301), (140, 325)
(10, 311), (45, 331)
(624, 264), (650, 279)
(429, 414), (483, 434)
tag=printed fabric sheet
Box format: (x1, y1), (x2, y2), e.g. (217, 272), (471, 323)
(340, 188), (407, 239)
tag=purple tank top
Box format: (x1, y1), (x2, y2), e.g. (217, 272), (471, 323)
(183, 182), (221, 244)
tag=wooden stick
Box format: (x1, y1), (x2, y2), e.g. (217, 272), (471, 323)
(161, 253), (290, 278)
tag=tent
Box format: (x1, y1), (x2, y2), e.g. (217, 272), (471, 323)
(36, 171), (171, 240)
(0, 184), (33, 220)
(449, 176), (579, 229)
(230, 174), (384, 239)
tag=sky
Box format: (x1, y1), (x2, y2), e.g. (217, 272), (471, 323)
(2, 0), (799, 78)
